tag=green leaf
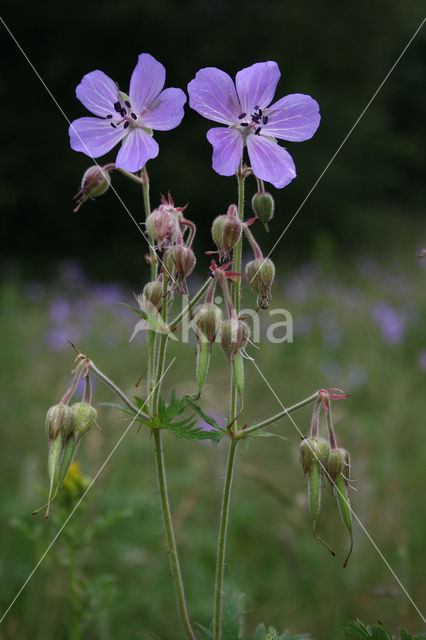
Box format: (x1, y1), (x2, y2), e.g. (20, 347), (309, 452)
(252, 431), (289, 443)
(253, 624), (266, 640)
(115, 301), (148, 318)
(222, 593), (244, 640)
(185, 398), (227, 433)
(343, 620), (372, 640)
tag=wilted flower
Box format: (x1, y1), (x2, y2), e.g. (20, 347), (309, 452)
(188, 61), (320, 188)
(69, 54), (186, 172)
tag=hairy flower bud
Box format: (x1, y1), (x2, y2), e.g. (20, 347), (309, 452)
(220, 318), (250, 362)
(45, 404), (75, 440)
(300, 436), (330, 475)
(146, 205), (180, 248)
(251, 191), (275, 229)
(194, 303), (222, 345)
(245, 258), (275, 309)
(165, 245), (196, 282)
(142, 280), (163, 313)
(71, 402), (97, 438)
(211, 205), (243, 260)
(73, 166), (111, 212)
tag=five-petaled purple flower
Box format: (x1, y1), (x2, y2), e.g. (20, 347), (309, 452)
(187, 61), (320, 188)
(69, 54), (186, 173)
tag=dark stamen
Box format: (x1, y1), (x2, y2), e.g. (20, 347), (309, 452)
(255, 127), (262, 135)
(131, 113), (137, 120)
(238, 112), (247, 119)
(114, 101), (121, 112)
(251, 114), (260, 123)
(106, 114), (113, 119)
(120, 108), (126, 117)
(110, 123), (117, 128)
(258, 108), (262, 116)
(125, 101), (131, 108)
(255, 105), (259, 110)
(123, 121), (129, 129)
(240, 122), (249, 127)
(262, 116), (268, 125)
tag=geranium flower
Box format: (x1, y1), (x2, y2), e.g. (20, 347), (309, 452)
(187, 61), (320, 188)
(69, 54), (186, 173)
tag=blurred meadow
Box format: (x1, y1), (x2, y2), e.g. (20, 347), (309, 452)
(1, 0), (426, 639)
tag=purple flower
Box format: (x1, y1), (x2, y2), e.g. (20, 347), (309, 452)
(187, 61), (320, 188)
(372, 303), (407, 345)
(69, 54), (186, 173)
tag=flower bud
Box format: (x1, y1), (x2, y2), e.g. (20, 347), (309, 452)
(251, 191), (275, 229)
(45, 404), (75, 440)
(165, 245), (196, 282)
(211, 205), (242, 260)
(142, 280), (163, 313)
(71, 402), (97, 438)
(194, 303), (222, 345)
(300, 436), (330, 475)
(146, 205), (180, 248)
(245, 258), (275, 309)
(327, 447), (347, 483)
(73, 166), (112, 212)
(220, 318), (250, 362)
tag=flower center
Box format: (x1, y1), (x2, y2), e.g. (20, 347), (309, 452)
(237, 105), (269, 137)
(105, 97), (138, 131)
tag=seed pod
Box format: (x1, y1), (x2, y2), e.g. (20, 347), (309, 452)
(245, 258), (275, 309)
(333, 453), (353, 567)
(71, 402), (97, 439)
(307, 459), (335, 557)
(142, 280), (163, 313)
(211, 206), (242, 260)
(327, 447), (347, 483)
(165, 245), (196, 282)
(300, 436), (330, 475)
(45, 404), (75, 440)
(251, 191), (275, 229)
(220, 318), (250, 362)
(46, 434), (64, 517)
(145, 206), (180, 248)
(194, 303), (222, 346)
(73, 165), (111, 211)
(196, 340), (211, 398)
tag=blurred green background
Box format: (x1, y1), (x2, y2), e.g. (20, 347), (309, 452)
(1, 1), (426, 639)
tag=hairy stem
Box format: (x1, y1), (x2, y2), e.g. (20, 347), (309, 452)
(88, 360), (144, 417)
(141, 170), (194, 638)
(238, 391), (319, 437)
(170, 278), (212, 330)
(153, 428), (196, 640)
(213, 439), (238, 640)
(213, 167), (245, 640)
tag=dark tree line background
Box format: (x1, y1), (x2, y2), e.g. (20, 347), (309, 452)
(1, 0), (425, 285)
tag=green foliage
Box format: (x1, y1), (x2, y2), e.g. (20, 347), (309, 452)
(343, 620), (426, 640)
(252, 623), (310, 640)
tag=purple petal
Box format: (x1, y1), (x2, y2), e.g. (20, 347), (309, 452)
(115, 127), (159, 172)
(69, 117), (126, 157)
(206, 127), (243, 176)
(141, 87), (186, 131)
(235, 62), (280, 114)
(188, 68), (240, 125)
(246, 135), (296, 188)
(76, 70), (119, 117)
(129, 53), (165, 112)
(264, 94), (321, 141)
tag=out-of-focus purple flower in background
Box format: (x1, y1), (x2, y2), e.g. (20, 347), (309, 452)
(372, 303), (407, 345)
(416, 349), (426, 373)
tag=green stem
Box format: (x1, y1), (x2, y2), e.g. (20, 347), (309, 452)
(153, 429), (196, 640)
(88, 360), (145, 417)
(169, 278), (212, 330)
(213, 439), (238, 640)
(237, 391), (319, 437)
(117, 167), (145, 185)
(141, 166), (157, 281)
